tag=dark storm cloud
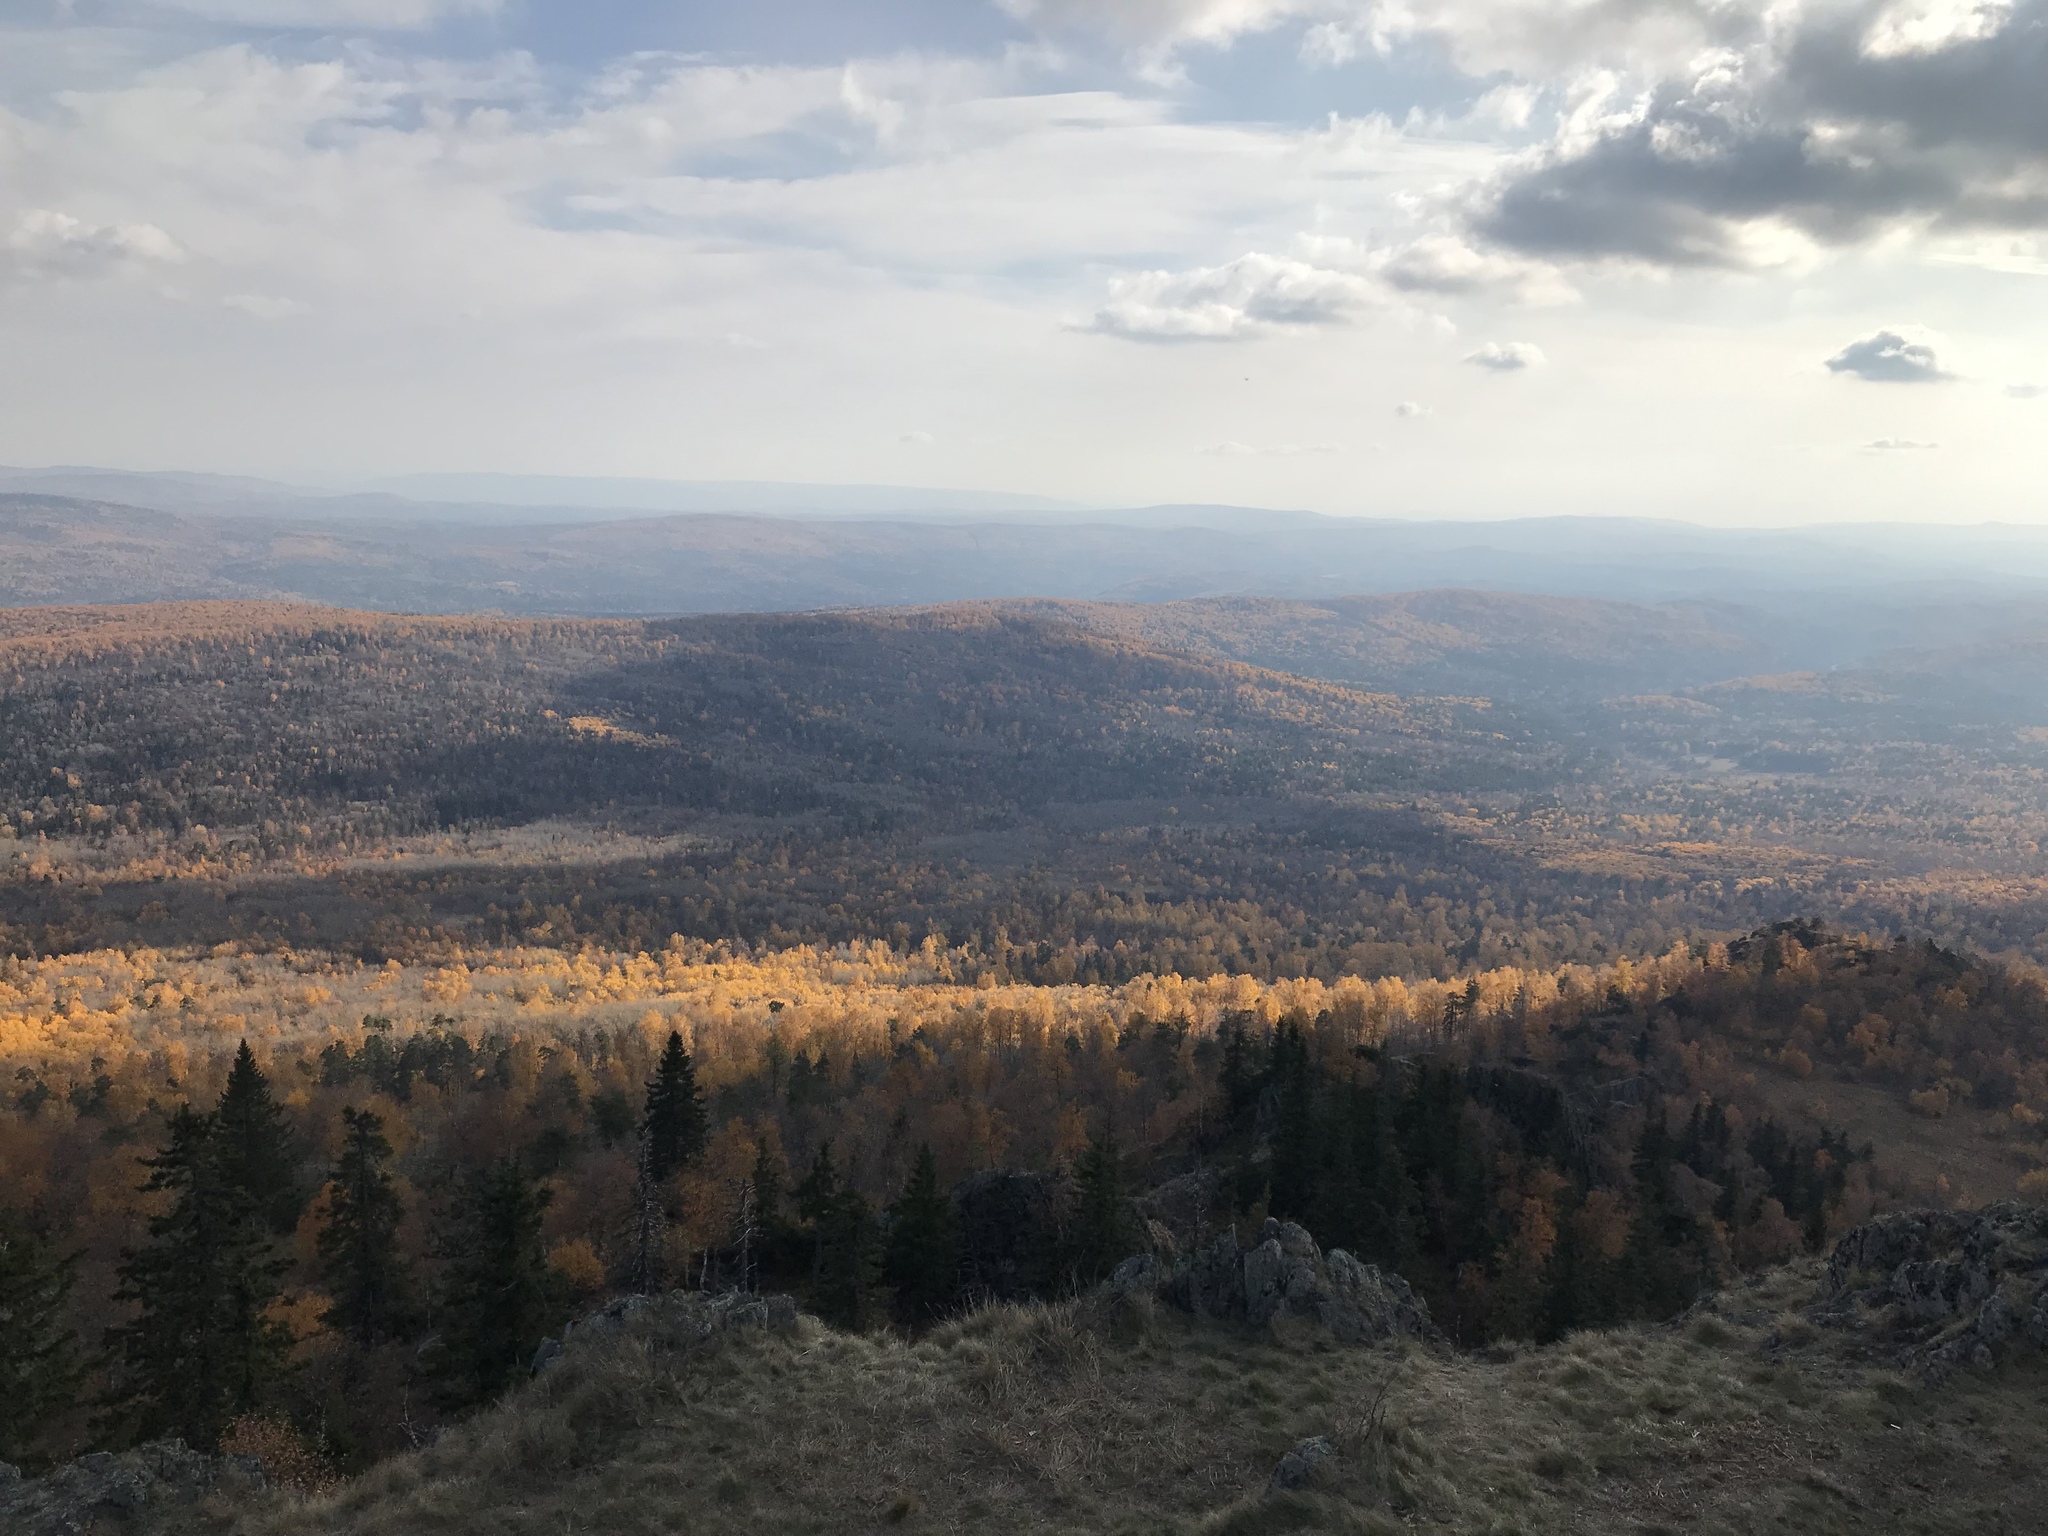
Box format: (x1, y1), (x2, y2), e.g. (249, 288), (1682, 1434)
(1473, 0), (2048, 265)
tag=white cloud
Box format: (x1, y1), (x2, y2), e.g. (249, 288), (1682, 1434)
(900, 429), (936, 444)
(1825, 331), (1951, 383)
(1393, 400), (1431, 416)
(2007, 384), (2045, 399)
(1462, 339), (1545, 371)
(1002, 0), (1738, 77)
(5, 209), (184, 280)
(1374, 233), (1575, 302)
(1085, 252), (1380, 341)
(1861, 0), (2015, 58)
(1865, 435), (1940, 450)
(222, 293), (303, 318)
(1000, 0), (1322, 52)
(143, 0), (501, 26)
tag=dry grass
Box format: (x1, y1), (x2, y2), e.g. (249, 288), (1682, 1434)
(201, 1261), (2048, 1536)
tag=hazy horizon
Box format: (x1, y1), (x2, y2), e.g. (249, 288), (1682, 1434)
(3, 1), (2044, 525)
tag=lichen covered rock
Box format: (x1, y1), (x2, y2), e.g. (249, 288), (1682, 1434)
(534, 1287), (798, 1375)
(0, 1439), (265, 1536)
(1153, 1217), (1439, 1344)
(1819, 1200), (2048, 1379)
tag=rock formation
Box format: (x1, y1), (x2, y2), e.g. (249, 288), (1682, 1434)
(533, 1287), (799, 1374)
(1116, 1217), (1441, 1344)
(0, 1440), (265, 1536)
(1818, 1200), (2048, 1379)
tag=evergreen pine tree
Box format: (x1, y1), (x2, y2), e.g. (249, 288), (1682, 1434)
(213, 1041), (304, 1234)
(1622, 1104), (1699, 1318)
(0, 1208), (83, 1468)
(883, 1144), (959, 1324)
(642, 1031), (706, 1184)
(788, 1141), (873, 1326)
(811, 1187), (879, 1331)
(316, 1107), (411, 1347)
(752, 1137), (786, 1237)
(437, 1157), (562, 1403)
(794, 1141), (841, 1228)
(1266, 1019), (1319, 1222)
(1219, 1016), (1260, 1133)
(105, 1106), (291, 1449)
(1067, 1132), (1131, 1288)
(1365, 1085), (1425, 1276)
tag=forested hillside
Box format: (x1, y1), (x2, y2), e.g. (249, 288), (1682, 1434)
(8, 600), (2048, 977)
(3, 917), (2043, 1478)
(3, 599), (2047, 1518)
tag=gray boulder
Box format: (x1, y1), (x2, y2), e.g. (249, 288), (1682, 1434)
(534, 1288), (799, 1374)
(0, 1439), (265, 1536)
(1268, 1436), (1336, 1494)
(1106, 1252), (1161, 1301)
(1155, 1218), (1438, 1344)
(1820, 1201), (2048, 1379)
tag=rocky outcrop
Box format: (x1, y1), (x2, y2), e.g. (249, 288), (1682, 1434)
(1267, 1436), (1336, 1494)
(1137, 1165), (1226, 1249)
(1818, 1201), (2048, 1379)
(0, 1440), (265, 1536)
(1140, 1218), (1439, 1344)
(533, 1288), (798, 1375)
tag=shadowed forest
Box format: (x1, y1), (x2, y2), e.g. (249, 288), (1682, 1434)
(6, 599), (2048, 1499)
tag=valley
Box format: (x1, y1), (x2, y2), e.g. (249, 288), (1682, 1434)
(6, 587), (2048, 1534)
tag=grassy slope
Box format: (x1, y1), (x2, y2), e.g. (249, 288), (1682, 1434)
(217, 1261), (2047, 1536)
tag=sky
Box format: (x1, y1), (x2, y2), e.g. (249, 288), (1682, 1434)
(1, 0), (2044, 523)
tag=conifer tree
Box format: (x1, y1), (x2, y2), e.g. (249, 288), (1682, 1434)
(642, 1031), (706, 1184)
(437, 1157), (562, 1403)
(1067, 1131), (1132, 1287)
(790, 1142), (876, 1327)
(1219, 1016), (1261, 1132)
(1622, 1105), (1699, 1318)
(316, 1107), (411, 1347)
(794, 1141), (841, 1228)
(752, 1136), (786, 1238)
(883, 1144), (959, 1324)
(0, 1208), (83, 1468)
(106, 1106), (290, 1448)
(1364, 1083), (1425, 1276)
(214, 1041), (303, 1234)
(1266, 1019), (1319, 1221)
(811, 1187), (879, 1330)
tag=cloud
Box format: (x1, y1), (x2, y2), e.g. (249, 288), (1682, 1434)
(1865, 435), (1940, 450)
(1002, 0), (1737, 76)
(4, 210), (184, 280)
(142, 0), (501, 26)
(1393, 400), (1431, 417)
(1468, 0), (2048, 267)
(1000, 0), (1317, 53)
(2008, 384), (2046, 399)
(899, 429), (935, 444)
(1198, 439), (1340, 455)
(1463, 340), (1545, 372)
(1085, 252), (1379, 342)
(1825, 331), (1950, 383)
(1373, 233), (1576, 303)
(222, 293), (304, 319)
